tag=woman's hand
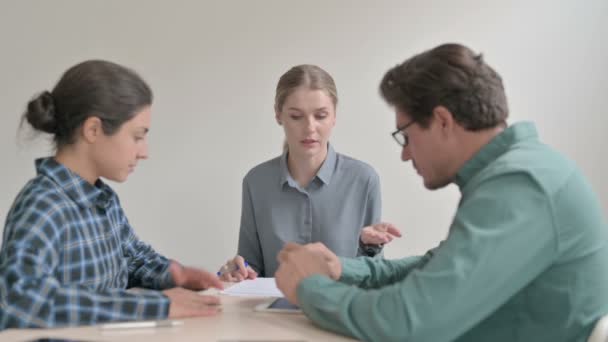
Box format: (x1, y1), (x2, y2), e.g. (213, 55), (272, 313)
(360, 222), (402, 245)
(217, 255), (258, 282)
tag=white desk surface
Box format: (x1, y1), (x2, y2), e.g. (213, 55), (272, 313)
(0, 285), (357, 342)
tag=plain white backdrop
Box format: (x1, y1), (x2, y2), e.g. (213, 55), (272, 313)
(0, 0), (606, 271)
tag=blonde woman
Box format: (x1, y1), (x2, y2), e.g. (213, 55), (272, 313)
(219, 65), (401, 281)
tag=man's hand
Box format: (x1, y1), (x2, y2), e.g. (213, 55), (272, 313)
(275, 242), (341, 305)
(360, 222), (402, 245)
(169, 261), (223, 291)
(163, 287), (221, 318)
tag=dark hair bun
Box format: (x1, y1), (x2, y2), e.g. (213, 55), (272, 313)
(25, 91), (57, 134)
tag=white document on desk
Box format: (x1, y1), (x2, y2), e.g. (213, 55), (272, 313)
(220, 277), (283, 297)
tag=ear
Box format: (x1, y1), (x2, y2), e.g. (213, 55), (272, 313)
(432, 106), (455, 136)
(81, 116), (103, 144)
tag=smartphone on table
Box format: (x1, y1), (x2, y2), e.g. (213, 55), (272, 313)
(254, 297), (302, 313)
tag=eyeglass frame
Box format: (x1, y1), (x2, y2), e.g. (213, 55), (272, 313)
(391, 120), (415, 147)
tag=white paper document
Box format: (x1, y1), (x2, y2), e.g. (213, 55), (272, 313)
(220, 277), (283, 297)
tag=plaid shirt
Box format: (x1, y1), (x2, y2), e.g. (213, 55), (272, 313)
(0, 158), (173, 329)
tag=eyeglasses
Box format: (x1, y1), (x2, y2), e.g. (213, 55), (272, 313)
(391, 120), (415, 147)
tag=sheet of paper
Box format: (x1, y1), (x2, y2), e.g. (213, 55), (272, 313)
(220, 277), (283, 297)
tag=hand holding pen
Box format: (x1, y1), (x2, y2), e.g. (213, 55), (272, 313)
(217, 255), (258, 282)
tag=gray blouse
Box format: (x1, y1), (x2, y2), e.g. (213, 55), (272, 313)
(237, 144), (381, 276)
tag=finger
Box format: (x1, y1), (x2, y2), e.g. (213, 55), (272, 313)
(362, 231), (384, 245)
(274, 268), (285, 292)
(374, 223), (388, 233)
(384, 233), (395, 243)
(277, 249), (290, 263)
(225, 259), (236, 269)
(203, 272), (224, 289)
(369, 230), (383, 239)
(319, 242), (332, 253)
(315, 243), (335, 259)
(246, 267), (258, 279)
(304, 242), (335, 263)
(282, 242), (302, 252)
(374, 236), (386, 245)
(225, 273), (236, 282)
(217, 261), (233, 277)
(219, 272), (231, 281)
(386, 224), (403, 237)
(193, 306), (221, 317)
(202, 307), (221, 316)
(234, 255), (248, 277)
(307, 242), (328, 251)
(199, 295), (221, 306)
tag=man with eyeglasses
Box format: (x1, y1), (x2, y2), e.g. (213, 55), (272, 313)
(274, 43), (608, 342)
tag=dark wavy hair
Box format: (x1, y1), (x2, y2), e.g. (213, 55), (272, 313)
(380, 43), (508, 130)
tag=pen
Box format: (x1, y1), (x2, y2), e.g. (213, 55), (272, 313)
(217, 261), (249, 276)
(99, 320), (184, 330)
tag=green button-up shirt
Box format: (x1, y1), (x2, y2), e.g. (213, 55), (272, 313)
(297, 122), (608, 342)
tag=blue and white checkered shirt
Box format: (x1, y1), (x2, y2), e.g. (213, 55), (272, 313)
(0, 158), (173, 329)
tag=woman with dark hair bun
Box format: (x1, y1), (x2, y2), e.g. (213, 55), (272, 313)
(0, 60), (222, 330)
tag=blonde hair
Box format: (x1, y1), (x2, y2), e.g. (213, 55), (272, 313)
(275, 65), (338, 152)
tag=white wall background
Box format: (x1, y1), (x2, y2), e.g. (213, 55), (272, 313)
(1, 0), (606, 271)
